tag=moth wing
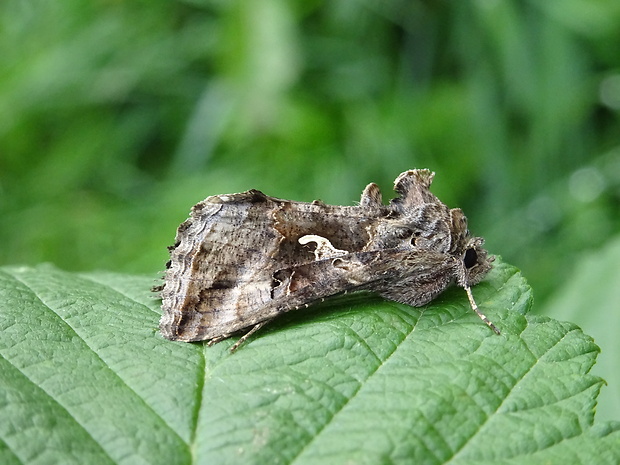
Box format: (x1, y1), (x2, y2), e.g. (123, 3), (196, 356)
(272, 203), (382, 256)
(209, 248), (457, 332)
(160, 191), (381, 342)
(160, 190), (291, 341)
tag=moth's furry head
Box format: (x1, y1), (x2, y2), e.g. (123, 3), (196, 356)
(461, 236), (495, 287)
(448, 208), (494, 287)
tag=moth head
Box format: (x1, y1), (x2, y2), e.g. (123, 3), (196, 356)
(459, 237), (494, 287)
(445, 208), (492, 285)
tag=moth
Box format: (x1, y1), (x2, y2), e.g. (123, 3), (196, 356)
(157, 169), (497, 351)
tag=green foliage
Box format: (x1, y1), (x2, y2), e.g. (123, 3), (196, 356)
(542, 234), (620, 423)
(2, 0), (620, 295)
(2, 1), (620, 460)
(1, 259), (619, 464)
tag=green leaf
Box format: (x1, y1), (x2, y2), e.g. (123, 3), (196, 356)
(541, 235), (620, 423)
(0, 259), (618, 465)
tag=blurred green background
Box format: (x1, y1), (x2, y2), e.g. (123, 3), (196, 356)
(1, 1), (619, 420)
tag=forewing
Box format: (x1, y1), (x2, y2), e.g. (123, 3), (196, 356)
(159, 191), (384, 342)
(211, 248), (457, 333)
(160, 191), (286, 341)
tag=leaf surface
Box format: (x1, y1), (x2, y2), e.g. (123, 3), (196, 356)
(0, 260), (618, 465)
(542, 235), (620, 423)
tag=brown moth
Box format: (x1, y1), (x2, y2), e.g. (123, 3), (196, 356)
(157, 169), (497, 351)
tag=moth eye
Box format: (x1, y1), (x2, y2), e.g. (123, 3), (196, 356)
(463, 248), (478, 268)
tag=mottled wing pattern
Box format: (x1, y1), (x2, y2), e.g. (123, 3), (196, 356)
(159, 190), (384, 341)
(160, 190), (285, 341)
(158, 169), (495, 347)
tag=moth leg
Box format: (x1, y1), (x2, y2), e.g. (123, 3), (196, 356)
(207, 335), (228, 347)
(464, 286), (500, 335)
(229, 320), (271, 353)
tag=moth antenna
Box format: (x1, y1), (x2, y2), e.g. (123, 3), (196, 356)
(464, 286), (500, 335)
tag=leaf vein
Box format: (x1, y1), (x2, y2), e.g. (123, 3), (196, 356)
(288, 306), (425, 464)
(0, 353), (116, 465)
(7, 271), (187, 459)
(444, 321), (584, 463)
